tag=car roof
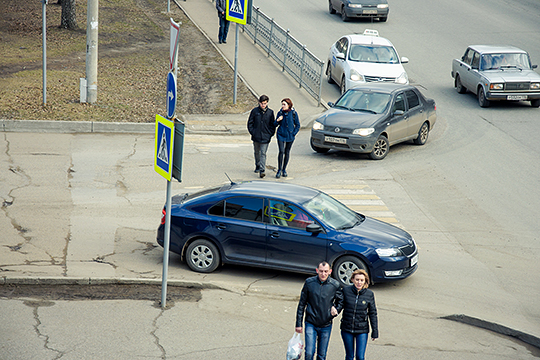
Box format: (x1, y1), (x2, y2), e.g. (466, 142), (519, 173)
(223, 181), (320, 203)
(349, 82), (412, 94)
(347, 34), (393, 47)
(468, 45), (528, 54)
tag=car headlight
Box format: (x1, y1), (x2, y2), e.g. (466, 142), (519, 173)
(349, 69), (365, 82)
(377, 4), (389, 8)
(348, 4), (362, 7)
(530, 83), (540, 90)
(490, 83), (504, 90)
(312, 121), (324, 131)
(352, 128), (375, 136)
(376, 247), (404, 257)
(396, 72), (408, 84)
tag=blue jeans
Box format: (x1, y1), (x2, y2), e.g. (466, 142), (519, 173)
(218, 16), (230, 42)
(304, 322), (332, 360)
(253, 142), (269, 172)
(341, 331), (368, 360)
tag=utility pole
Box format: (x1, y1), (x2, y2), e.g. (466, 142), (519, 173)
(42, 0), (48, 105)
(86, 0), (98, 103)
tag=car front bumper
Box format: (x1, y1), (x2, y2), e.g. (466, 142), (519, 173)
(311, 130), (377, 153)
(345, 6), (388, 18)
(371, 252), (418, 282)
(486, 91), (540, 101)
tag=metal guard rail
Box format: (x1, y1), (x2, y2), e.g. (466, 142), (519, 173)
(243, 7), (324, 105)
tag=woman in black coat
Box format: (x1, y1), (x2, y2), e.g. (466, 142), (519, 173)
(338, 269), (378, 360)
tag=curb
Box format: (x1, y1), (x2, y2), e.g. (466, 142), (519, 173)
(442, 314), (540, 350)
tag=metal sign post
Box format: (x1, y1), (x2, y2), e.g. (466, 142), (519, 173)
(226, 0), (251, 104)
(158, 18), (181, 309)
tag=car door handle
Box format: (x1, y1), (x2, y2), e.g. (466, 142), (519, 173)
(270, 232), (280, 238)
(216, 224), (227, 230)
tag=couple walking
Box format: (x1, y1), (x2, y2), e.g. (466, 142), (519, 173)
(247, 95), (300, 178)
(296, 262), (379, 360)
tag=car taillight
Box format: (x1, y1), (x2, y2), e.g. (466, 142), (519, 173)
(160, 209), (166, 225)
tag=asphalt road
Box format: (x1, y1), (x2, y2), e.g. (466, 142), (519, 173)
(254, 0), (540, 338)
(2, 0), (540, 358)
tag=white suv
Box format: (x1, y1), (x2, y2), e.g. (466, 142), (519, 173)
(327, 30), (409, 95)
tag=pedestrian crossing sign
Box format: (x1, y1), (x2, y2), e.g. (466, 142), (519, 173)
(154, 114), (175, 181)
(226, 0), (248, 25)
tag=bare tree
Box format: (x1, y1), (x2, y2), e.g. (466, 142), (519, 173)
(60, 0), (77, 29)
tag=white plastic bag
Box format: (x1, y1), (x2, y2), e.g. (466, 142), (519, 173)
(286, 332), (303, 360)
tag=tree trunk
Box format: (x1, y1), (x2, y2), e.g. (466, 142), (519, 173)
(60, 0), (77, 29)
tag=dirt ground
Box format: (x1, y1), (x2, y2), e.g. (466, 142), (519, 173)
(0, 283), (201, 307)
(0, 0), (256, 123)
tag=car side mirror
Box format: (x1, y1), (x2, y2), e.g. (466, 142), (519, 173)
(328, 102), (335, 107)
(306, 223), (322, 234)
(393, 110), (405, 116)
(401, 57), (409, 64)
(533, 64), (538, 69)
(336, 53), (345, 61)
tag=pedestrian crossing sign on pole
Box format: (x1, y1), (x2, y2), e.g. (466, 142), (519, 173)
(226, 0), (248, 25)
(154, 114), (175, 181)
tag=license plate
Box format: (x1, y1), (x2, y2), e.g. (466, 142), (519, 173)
(325, 136), (347, 144)
(410, 254), (418, 267)
(363, 9), (378, 14)
(507, 95), (527, 100)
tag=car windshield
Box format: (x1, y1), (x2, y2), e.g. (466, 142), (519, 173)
(348, 44), (399, 64)
(335, 90), (390, 114)
(481, 53), (531, 70)
(303, 192), (363, 230)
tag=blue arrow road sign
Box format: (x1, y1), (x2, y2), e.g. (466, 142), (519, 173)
(167, 72), (177, 119)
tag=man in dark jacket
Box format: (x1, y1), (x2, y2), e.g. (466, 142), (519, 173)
(247, 95), (275, 178)
(296, 262), (343, 360)
(215, 0), (230, 44)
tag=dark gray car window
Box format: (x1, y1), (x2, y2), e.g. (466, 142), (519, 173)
(224, 197), (263, 222)
(471, 52), (480, 69)
(463, 48), (474, 66)
(405, 90), (420, 109)
(393, 93), (406, 112)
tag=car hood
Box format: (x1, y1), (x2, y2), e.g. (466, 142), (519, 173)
(483, 69), (540, 82)
(316, 108), (383, 128)
(344, 216), (414, 248)
(349, 62), (406, 78)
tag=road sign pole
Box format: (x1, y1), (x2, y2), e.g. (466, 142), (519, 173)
(233, 23), (239, 104)
(161, 178), (173, 308)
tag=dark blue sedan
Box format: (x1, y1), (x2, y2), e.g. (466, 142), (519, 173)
(157, 181), (418, 286)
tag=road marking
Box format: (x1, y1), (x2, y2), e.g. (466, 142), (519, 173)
(321, 183), (402, 227)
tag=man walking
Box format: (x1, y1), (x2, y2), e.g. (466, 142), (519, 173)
(215, 0), (230, 44)
(296, 262), (343, 360)
(247, 95), (275, 178)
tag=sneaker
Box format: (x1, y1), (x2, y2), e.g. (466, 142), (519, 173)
(259, 171), (265, 178)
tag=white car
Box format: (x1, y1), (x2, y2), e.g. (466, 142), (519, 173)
(326, 30), (409, 95)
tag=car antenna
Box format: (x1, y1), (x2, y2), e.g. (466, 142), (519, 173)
(224, 172), (236, 185)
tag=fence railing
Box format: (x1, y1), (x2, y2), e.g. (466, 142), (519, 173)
(243, 7), (324, 105)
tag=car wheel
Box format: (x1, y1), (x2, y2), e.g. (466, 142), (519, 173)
(310, 138), (329, 153)
(369, 135), (389, 160)
(413, 121), (429, 145)
(340, 76), (347, 95)
(478, 87), (490, 108)
(531, 99), (540, 108)
(326, 63), (334, 84)
(380, 16), (387, 22)
(186, 239), (220, 273)
(333, 256), (368, 286)
(329, 0), (336, 14)
(341, 7), (348, 21)
(455, 75), (467, 94)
